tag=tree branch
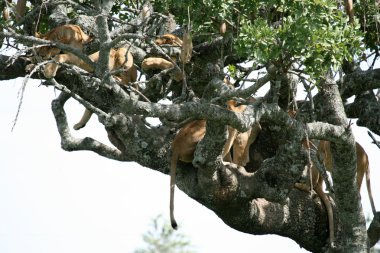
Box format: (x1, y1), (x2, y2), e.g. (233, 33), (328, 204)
(341, 68), (380, 99)
(316, 77), (368, 250)
(51, 92), (128, 161)
(345, 91), (380, 135)
(0, 30), (95, 68)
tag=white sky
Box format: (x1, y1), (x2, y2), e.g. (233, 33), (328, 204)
(0, 57), (380, 252)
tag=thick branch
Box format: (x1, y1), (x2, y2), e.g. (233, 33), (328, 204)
(317, 77), (368, 251)
(341, 68), (380, 99)
(48, 3), (70, 26)
(345, 91), (380, 135)
(306, 122), (350, 143)
(51, 92), (128, 161)
(0, 31), (95, 68)
(368, 212), (380, 248)
(0, 55), (33, 80)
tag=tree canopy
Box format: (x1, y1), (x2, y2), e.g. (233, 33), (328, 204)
(1, 0), (380, 252)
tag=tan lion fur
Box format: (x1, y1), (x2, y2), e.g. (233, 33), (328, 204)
(36, 24), (92, 59)
(43, 47), (136, 130)
(169, 99), (260, 229)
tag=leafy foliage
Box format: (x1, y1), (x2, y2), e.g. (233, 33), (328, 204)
(355, 0), (380, 52)
(235, 0), (363, 79)
(134, 215), (196, 253)
(153, 0), (235, 34)
(150, 0), (364, 80)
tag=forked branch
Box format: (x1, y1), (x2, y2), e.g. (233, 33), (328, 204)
(51, 92), (128, 161)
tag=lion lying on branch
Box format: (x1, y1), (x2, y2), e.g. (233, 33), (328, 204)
(38, 25), (137, 130)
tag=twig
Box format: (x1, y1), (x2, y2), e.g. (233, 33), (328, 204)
(2, 28), (95, 68)
(210, 70), (273, 103)
(369, 52), (378, 70)
(303, 127), (313, 197)
(126, 84), (151, 102)
(288, 69), (314, 84)
(301, 78), (316, 122)
(11, 60), (50, 131)
(368, 131), (380, 149)
(50, 78), (111, 122)
(309, 140), (334, 193)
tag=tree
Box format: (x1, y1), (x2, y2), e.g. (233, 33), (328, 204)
(1, 0), (380, 252)
(134, 215), (196, 253)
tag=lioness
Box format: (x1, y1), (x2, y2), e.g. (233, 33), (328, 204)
(170, 99), (260, 229)
(36, 24), (93, 59)
(43, 47), (137, 130)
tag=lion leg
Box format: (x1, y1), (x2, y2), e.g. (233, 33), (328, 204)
(314, 179), (335, 247)
(222, 126), (238, 162)
(43, 56), (61, 78)
(73, 109), (93, 130)
(236, 123), (261, 166)
(232, 132), (246, 166)
(43, 54), (72, 78)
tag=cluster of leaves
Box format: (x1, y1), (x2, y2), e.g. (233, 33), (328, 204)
(0, 1), (22, 26)
(147, 0), (365, 80)
(355, 0), (380, 52)
(111, 0), (140, 23)
(236, 0), (363, 79)
(152, 0), (237, 35)
(134, 215), (196, 253)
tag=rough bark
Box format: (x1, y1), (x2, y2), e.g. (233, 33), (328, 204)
(315, 78), (368, 252)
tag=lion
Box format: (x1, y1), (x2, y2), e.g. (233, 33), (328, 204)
(142, 34), (183, 81)
(155, 33), (183, 47)
(43, 47), (137, 130)
(318, 141), (376, 214)
(223, 100), (261, 166)
(295, 140), (376, 246)
(169, 99), (260, 229)
(35, 24), (93, 59)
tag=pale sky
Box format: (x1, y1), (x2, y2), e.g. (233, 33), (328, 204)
(0, 67), (380, 252)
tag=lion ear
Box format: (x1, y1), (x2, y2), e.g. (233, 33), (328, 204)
(35, 32), (42, 38)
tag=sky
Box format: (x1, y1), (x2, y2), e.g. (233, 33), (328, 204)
(1, 64), (380, 252)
